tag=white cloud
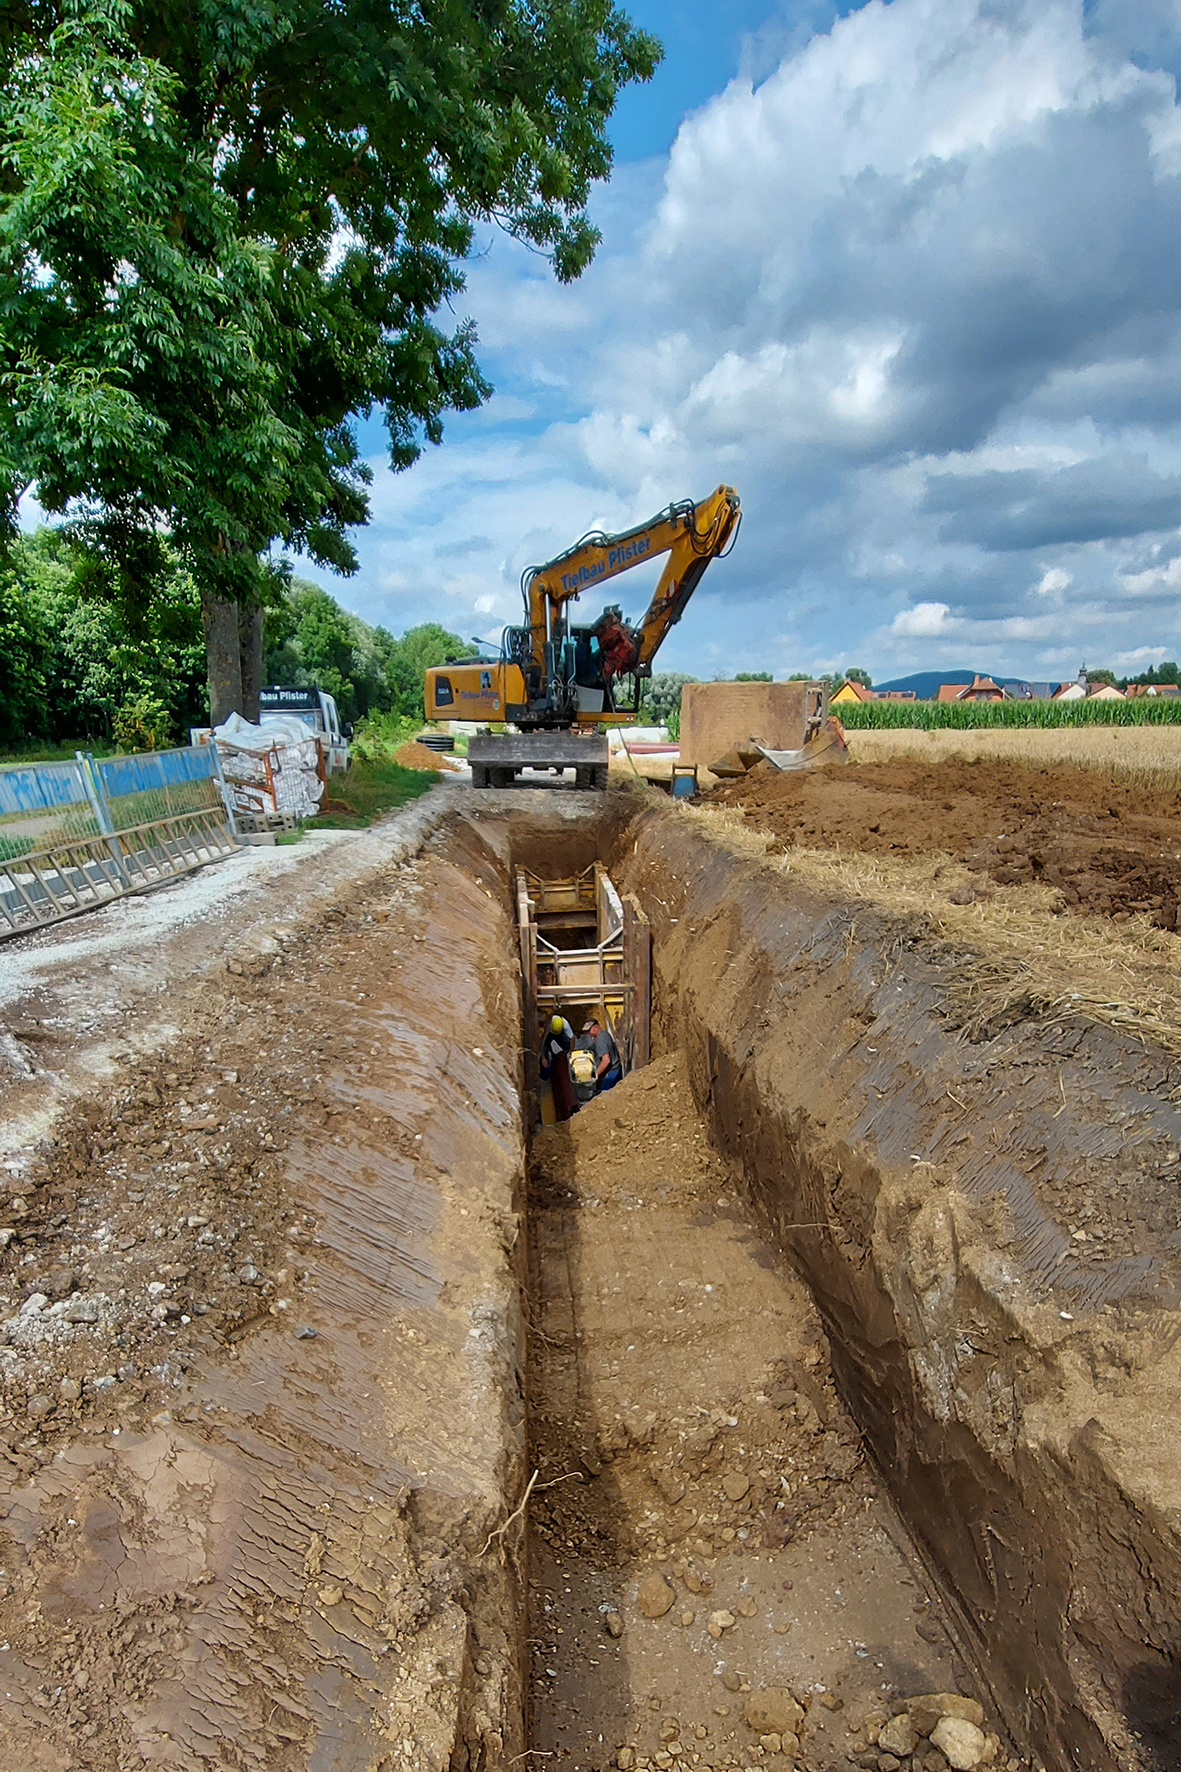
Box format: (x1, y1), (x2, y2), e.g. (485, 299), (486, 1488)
(307, 0), (1181, 681)
(1112, 644), (1169, 669)
(892, 601), (953, 637)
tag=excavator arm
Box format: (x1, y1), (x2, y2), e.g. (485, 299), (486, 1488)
(522, 484), (741, 677)
(423, 484), (739, 747)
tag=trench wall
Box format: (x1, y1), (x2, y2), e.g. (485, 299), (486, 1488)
(609, 799), (1181, 1772)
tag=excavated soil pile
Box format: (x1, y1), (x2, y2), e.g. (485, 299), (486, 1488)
(708, 758), (1181, 928)
(394, 740), (459, 771)
(527, 1054), (1025, 1772)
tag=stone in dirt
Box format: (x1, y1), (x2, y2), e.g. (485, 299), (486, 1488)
(636, 1573), (676, 1618)
(722, 1471), (750, 1500)
(877, 1714), (917, 1756)
(682, 1561), (711, 1594)
(743, 1689), (804, 1737)
(929, 1717), (991, 1768)
(605, 1611), (625, 1638)
(907, 1695), (985, 1738)
(735, 1596), (757, 1617)
(707, 1609), (736, 1637)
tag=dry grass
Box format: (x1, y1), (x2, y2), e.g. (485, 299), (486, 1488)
(685, 801), (1181, 1064)
(845, 723), (1181, 788)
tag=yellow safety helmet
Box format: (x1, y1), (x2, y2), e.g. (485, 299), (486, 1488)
(550, 1014), (565, 1033)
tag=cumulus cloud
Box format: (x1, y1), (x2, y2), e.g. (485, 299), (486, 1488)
(892, 601), (953, 637)
(315, 0), (1181, 680)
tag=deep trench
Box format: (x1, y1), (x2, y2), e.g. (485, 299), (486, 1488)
(503, 814), (1026, 1772)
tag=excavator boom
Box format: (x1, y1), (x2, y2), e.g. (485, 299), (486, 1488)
(523, 484), (740, 672)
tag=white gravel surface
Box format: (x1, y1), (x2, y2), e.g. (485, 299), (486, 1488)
(0, 782), (466, 1164)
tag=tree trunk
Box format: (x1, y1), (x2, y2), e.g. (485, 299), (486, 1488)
(201, 591), (243, 726)
(239, 604), (264, 723)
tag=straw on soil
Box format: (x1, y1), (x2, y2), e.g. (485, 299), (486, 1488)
(846, 723), (1181, 789)
(394, 740), (459, 772)
(687, 801), (1181, 1065)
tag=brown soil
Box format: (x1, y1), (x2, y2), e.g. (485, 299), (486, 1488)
(394, 740), (459, 771)
(707, 758), (1181, 929)
(526, 1055), (1025, 1772)
(0, 816), (527, 1770)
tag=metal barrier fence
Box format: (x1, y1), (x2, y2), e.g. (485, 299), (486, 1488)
(0, 747), (238, 938)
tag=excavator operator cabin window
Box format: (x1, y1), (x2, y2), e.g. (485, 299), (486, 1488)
(435, 676), (454, 706)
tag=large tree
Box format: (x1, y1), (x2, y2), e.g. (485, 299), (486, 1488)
(0, 0), (659, 723)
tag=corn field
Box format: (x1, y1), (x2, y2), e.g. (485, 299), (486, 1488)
(837, 697), (1181, 729)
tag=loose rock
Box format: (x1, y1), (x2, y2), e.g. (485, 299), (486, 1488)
(908, 1695), (986, 1738)
(929, 1718), (989, 1770)
(743, 1689), (804, 1737)
(637, 1573), (677, 1619)
(605, 1611), (625, 1639)
(878, 1714), (917, 1757)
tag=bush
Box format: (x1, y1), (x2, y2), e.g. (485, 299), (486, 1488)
(112, 693), (174, 752)
(350, 710), (421, 761)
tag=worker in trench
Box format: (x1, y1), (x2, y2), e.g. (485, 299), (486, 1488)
(540, 1012), (578, 1122)
(575, 1012), (622, 1093)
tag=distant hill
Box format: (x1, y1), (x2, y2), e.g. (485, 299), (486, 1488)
(872, 670), (985, 699)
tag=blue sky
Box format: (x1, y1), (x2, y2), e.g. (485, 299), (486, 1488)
(317, 0), (1181, 684)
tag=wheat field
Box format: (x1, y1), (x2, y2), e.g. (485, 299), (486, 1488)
(845, 723), (1181, 785)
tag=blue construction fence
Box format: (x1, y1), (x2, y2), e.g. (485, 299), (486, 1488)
(0, 746), (232, 863)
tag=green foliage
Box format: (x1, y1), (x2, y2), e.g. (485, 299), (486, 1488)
(837, 698), (1181, 729)
(383, 623), (467, 721)
(0, 528), (206, 742)
(735, 671), (772, 682)
(0, 0), (660, 677)
(1127, 661), (1180, 686)
(314, 756), (437, 828)
(350, 711), (421, 762)
(845, 667), (873, 686)
(0, 566), (48, 742)
(642, 671), (696, 728)
(111, 691), (173, 752)
(264, 585), (461, 724)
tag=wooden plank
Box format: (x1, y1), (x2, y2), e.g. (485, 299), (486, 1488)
(624, 893), (651, 1070)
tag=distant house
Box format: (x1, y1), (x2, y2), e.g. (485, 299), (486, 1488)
(1054, 668), (1124, 701)
(1127, 683), (1181, 698)
(876, 689), (918, 702)
(1001, 679), (1058, 700)
(936, 674), (1007, 703)
(831, 679), (875, 705)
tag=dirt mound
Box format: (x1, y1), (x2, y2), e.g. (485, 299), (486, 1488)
(708, 756), (1181, 929)
(394, 739), (459, 771)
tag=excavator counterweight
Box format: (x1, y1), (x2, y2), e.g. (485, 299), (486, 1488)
(424, 486), (740, 790)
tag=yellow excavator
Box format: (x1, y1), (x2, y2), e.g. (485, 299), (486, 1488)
(424, 485), (741, 789)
